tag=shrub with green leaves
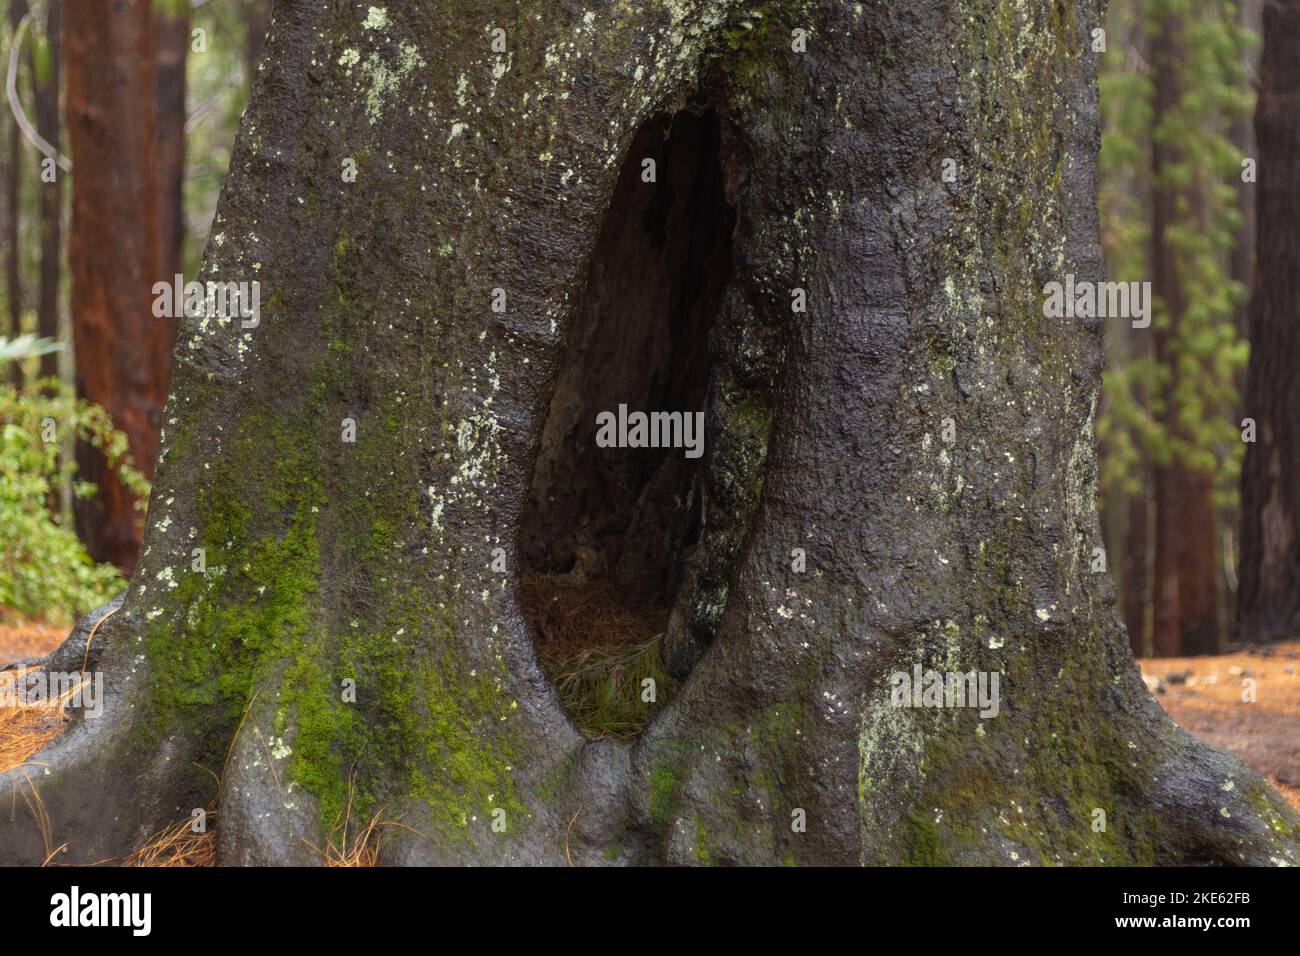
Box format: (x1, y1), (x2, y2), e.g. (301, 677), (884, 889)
(0, 377), (149, 623)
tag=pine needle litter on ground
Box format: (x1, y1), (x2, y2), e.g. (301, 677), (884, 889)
(520, 572), (677, 738)
(0, 667), (79, 774)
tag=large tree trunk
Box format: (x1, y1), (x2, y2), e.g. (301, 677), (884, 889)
(1239, 0), (1300, 645)
(2, 0), (1296, 867)
(31, 0), (61, 381)
(65, 0), (163, 571)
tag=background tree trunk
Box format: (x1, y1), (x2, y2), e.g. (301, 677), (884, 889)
(1177, 180), (1221, 656)
(153, 0), (187, 336)
(1149, 12), (1185, 657)
(1, 0), (1296, 867)
(1239, 0), (1300, 644)
(31, 0), (61, 381)
(65, 0), (163, 571)
(1123, 321), (1151, 657)
(242, 0), (270, 84)
(1179, 468), (1221, 654)
(5, 0), (26, 390)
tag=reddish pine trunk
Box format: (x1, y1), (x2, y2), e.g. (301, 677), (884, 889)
(1149, 15), (1183, 657)
(32, 0), (62, 381)
(1239, 0), (1300, 644)
(1123, 477), (1150, 656)
(1177, 176), (1222, 655)
(5, 1), (26, 390)
(65, 0), (163, 571)
(1121, 310), (1152, 656)
(153, 1), (187, 340)
(1178, 468), (1221, 654)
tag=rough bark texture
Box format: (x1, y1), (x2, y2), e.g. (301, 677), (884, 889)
(2, 0), (1297, 867)
(1239, 0), (1300, 645)
(32, 0), (61, 381)
(65, 0), (164, 571)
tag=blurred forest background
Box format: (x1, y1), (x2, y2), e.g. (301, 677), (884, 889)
(0, 0), (1295, 661)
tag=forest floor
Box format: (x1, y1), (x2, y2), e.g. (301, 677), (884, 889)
(1137, 639), (1300, 814)
(0, 616), (67, 666)
(2, 614), (1298, 815)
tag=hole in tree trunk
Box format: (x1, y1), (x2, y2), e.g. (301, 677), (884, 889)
(519, 107), (736, 738)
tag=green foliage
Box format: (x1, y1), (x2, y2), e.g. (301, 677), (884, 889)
(0, 379), (148, 622)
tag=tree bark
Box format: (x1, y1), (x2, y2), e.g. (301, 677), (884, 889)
(5, 0), (26, 390)
(65, 0), (163, 571)
(1, 0), (1296, 867)
(31, 0), (61, 381)
(1239, 0), (1300, 644)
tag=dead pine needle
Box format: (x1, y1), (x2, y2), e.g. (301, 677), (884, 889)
(125, 809), (217, 868)
(520, 572), (677, 738)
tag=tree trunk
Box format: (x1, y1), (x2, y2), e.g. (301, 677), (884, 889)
(1149, 12), (1184, 658)
(31, 0), (61, 381)
(1239, 0), (1300, 644)
(65, 0), (163, 571)
(1231, 0), (1262, 351)
(243, 0), (270, 83)
(2, 0), (1296, 867)
(5, 0), (26, 390)
(1179, 467), (1221, 655)
(154, 0), (187, 315)
(1176, 171), (1222, 657)
(1123, 309), (1151, 658)
(1123, 472), (1150, 658)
